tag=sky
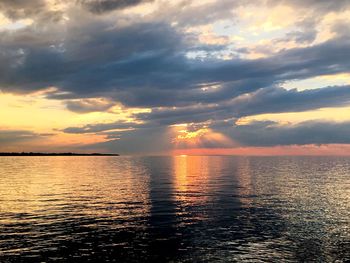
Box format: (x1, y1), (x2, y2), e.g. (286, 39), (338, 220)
(1, 0), (350, 155)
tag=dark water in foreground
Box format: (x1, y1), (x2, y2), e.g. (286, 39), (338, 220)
(0, 156), (349, 262)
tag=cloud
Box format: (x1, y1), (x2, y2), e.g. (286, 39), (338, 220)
(0, 0), (45, 19)
(0, 20), (189, 96)
(78, 0), (153, 14)
(2, 18), (350, 110)
(268, 0), (350, 13)
(61, 83), (350, 151)
(1, 0), (350, 153)
(1, 0), (350, 111)
(0, 130), (52, 145)
(65, 98), (115, 113)
(228, 85), (350, 117)
(279, 18), (318, 44)
(77, 126), (173, 155)
(132, 85), (350, 126)
(62, 120), (146, 133)
(67, 119), (350, 154)
(149, 0), (243, 27)
(0, 0), (63, 23)
(218, 120), (350, 146)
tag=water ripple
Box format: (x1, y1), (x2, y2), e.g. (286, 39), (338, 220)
(0, 156), (349, 262)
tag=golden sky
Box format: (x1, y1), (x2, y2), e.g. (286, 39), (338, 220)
(1, 0), (350, 155)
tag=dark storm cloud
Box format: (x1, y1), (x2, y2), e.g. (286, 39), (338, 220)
(219, 121), (350, 146)
(78, 0), (153, 14)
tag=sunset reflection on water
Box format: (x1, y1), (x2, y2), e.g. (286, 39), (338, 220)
(0, 156), (349, 262)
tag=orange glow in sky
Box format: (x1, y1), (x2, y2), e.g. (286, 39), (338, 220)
(172, 144), (350, 156)
(1, 0), (350, 155)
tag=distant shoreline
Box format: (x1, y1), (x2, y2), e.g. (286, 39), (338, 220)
(0, 152), (119, 156)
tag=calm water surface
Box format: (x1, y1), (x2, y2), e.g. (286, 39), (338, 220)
(0, 156), (349, 262)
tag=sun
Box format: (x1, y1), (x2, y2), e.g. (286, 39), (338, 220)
(171, 123), (234, 151)
(176, 127), (210, 140)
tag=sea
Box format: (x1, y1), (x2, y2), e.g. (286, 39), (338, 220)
(0, 156), (349, 262)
